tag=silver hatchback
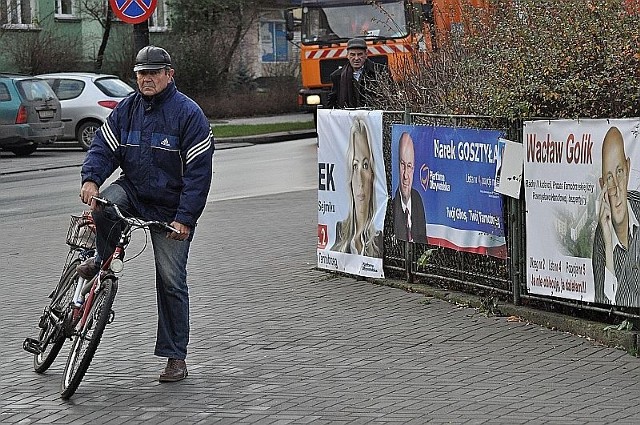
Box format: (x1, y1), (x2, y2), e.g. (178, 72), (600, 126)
(37, 72), (134, 150)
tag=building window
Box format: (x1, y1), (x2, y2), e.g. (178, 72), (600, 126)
(261, 21), (288, 63)
(149, 0), (168, 32)
(55, 0), (74, 18)
(0, 0), (36, 28)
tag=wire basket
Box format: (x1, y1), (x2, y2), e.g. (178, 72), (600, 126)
(66, 213), (96, 249)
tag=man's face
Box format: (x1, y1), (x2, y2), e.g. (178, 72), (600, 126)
(399, 134), (415, 203)
(136, 68), (174, 96)
(602, 134), (630, 230)
(347, 48), (367, 71)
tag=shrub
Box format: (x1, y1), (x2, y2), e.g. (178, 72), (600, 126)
(192, 76), (299, 118)
(4, 30), (83, 74)
(384, 0), (640, 119)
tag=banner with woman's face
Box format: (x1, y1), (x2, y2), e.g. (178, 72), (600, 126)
(317, 109), (387, 278)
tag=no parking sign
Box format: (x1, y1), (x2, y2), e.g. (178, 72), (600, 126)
(109, 0), (157, 24)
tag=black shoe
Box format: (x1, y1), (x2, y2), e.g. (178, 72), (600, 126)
(76, 257), (100, 280)
(159, 358), (188, 382)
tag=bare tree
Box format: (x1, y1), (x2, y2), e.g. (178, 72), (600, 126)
(78, 0), (114, 71)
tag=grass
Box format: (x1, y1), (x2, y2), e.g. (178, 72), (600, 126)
(211, 121), (315, 138)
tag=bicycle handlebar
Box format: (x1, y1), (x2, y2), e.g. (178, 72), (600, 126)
(92, 196), (180, 234)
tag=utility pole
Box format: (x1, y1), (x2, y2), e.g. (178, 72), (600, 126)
(133, 20), (150, 53)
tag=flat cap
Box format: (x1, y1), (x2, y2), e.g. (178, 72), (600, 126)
(133, 45), (172, 72)
(346, 38), (367, 50)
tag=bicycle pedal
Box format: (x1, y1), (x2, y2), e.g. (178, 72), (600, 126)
(23, 338), (42, 355)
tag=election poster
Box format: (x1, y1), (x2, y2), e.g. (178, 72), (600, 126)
(317, 109), (387, 278)
(391, 124), (506, 259)
(524, 118), (640, 308)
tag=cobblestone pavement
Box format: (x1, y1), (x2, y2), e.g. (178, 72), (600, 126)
(2, 188), (640, 424)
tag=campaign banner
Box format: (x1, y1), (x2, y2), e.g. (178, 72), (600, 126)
(317, 109), (387, 278)
(391, 124), (506, 259)
(524, 119), (640, 308)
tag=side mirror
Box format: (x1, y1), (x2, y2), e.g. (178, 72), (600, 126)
(286, 10), (295, 41)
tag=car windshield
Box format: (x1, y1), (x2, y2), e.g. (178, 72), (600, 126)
(17, 79), (57, 102)
(95, 78), (134, 97)
(301, 0), (408, 44)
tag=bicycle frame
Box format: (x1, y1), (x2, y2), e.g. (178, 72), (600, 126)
(73, 219), (132, 330)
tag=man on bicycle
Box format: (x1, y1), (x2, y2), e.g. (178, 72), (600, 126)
(78, 45), (214, 382)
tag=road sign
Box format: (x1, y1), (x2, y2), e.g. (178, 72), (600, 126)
(110, 0), (157, 24)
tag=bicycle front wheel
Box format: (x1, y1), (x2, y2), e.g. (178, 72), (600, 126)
(60, 276), (117, 400)
(34, 259), (81, 373)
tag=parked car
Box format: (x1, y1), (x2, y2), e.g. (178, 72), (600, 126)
(36, 72), (135, 150)
(0, 73), (64, 156)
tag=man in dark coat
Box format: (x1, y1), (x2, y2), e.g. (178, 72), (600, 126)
(393, 132), (427, 243)
(327, 37), (388, 108)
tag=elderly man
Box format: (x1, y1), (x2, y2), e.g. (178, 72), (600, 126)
(326, 37), (389, 108)
(78, 45), (214, 382)
(592, 126), (640, 307)
(393, 132), (426, 243)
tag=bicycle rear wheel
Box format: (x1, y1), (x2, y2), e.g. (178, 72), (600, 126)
(33, 259), (81, 373)
(60, 276), (117, 400)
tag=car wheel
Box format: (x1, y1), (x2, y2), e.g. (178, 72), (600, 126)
(10, 144), (38, 157)
(76, 121), (101, 151)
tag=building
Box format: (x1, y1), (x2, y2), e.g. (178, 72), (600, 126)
(0, 0), (298, 83)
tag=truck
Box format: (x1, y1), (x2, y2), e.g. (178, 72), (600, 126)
(286, 0), (486, 111)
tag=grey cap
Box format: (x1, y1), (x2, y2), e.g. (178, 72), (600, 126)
(346, 38), (367, 50)
(133, 45), (172, 72)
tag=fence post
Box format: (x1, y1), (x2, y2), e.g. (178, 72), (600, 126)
(511, 196), (521, 305)
(403, 106), (414, 283)
(511, 118), (523, 305)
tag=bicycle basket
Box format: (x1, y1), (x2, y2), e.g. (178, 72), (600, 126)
(66, 212), (96, 249)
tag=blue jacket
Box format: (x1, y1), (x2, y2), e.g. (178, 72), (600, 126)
(81, 81), (214, 227)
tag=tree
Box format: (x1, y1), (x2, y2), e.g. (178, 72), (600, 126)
(166, 0), (282, 93)
(78, 0), (115, 72)
(385, 0), (640, 119)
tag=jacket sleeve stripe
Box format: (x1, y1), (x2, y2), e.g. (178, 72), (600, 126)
(101, 121), (119, 152)
(185, 131), (212, 165)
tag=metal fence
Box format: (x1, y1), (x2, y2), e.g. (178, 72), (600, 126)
(379, 110), (640, 321)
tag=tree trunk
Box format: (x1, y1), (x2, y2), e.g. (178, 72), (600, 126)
(217, 5), (258, 87)
(95, 9), (113, 71)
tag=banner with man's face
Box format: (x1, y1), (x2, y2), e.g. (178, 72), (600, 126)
(391, 124), (506, 258)
(524, 118), (640, 308)
(317, 109), (387, 278)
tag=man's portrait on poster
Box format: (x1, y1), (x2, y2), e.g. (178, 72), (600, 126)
(592, 126), (640, 308)
(392, 132), (427, 243)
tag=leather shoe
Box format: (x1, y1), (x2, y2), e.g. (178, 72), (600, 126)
(159, 358), (188, 382)
(76, 257), (100, 280)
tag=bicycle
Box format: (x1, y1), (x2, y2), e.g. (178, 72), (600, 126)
(24, 197), (178, 399)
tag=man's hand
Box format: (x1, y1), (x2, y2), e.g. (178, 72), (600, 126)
(80, 181), (99, 209)
(598, 184), (615, 272)
(168, 221), (191, 241)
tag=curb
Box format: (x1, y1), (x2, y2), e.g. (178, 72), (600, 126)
(215, 129), (316, 144)
(380, 278), (639, 356)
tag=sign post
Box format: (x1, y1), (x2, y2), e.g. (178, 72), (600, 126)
(109, 0), (157, 63)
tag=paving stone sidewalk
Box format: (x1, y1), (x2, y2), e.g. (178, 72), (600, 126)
(2, 188), (640, 424)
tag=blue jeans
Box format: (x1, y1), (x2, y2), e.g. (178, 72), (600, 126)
(92, 183), (191, 360)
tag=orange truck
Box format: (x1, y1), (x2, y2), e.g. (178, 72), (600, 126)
(286, 0), (485, 111)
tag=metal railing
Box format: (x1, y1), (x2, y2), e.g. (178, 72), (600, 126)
(379, 110), (640, 322)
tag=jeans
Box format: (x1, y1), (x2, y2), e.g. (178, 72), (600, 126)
(92, 183), (191, 360)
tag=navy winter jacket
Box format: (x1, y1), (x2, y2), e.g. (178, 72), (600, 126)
(81, 81), (214, 227)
